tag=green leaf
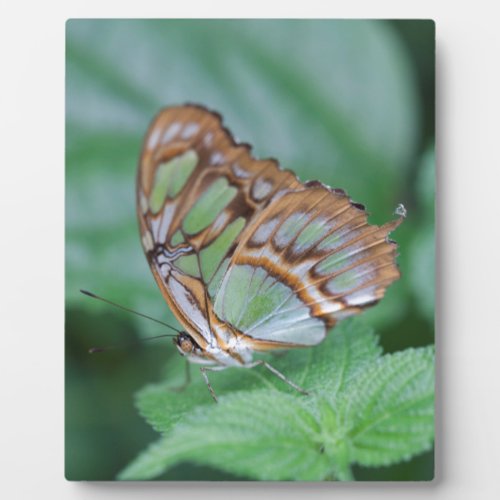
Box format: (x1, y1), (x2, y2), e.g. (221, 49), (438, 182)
(119, 320), (434, 481)
(343, 347), (435, 467)
(133, 348), (276, 436)
(272, 318), (382, 397)
(119, 391), (331, 481)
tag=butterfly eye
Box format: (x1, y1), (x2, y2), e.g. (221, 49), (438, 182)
(176, 334), (195, 354)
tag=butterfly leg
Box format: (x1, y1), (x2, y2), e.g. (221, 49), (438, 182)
(170, 359), (191, 393)
(200, 366), (226, 403)
(251, 360), (309, 396)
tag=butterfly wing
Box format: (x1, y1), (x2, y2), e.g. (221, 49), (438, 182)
(137, 104), (300, 350)
(138, 104), (403, 355)
(212, 183), (403, 350)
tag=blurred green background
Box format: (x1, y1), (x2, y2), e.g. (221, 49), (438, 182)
(65, 19), (435, 481)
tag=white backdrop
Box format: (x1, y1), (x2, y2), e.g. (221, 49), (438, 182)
(1, 1), (499, 498)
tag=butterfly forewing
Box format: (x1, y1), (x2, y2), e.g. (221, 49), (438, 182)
(137, 105), (301, 348)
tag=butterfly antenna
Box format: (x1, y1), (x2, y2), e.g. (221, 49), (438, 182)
(88, 333), (178, 354)
(80, 289), (182, 335)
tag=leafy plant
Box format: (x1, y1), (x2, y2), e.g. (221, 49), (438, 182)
(118, 319), (434, 481)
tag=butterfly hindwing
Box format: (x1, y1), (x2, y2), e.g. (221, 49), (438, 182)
(212, 184), (402, 349)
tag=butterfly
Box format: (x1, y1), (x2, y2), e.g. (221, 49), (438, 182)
(137, 104), (404, 401)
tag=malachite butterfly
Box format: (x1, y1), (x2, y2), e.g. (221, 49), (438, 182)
(137, 104), (404, 401)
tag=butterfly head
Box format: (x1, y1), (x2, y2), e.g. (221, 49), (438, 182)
(173, 331), (221, 365)
(174, 331), (199, 357)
